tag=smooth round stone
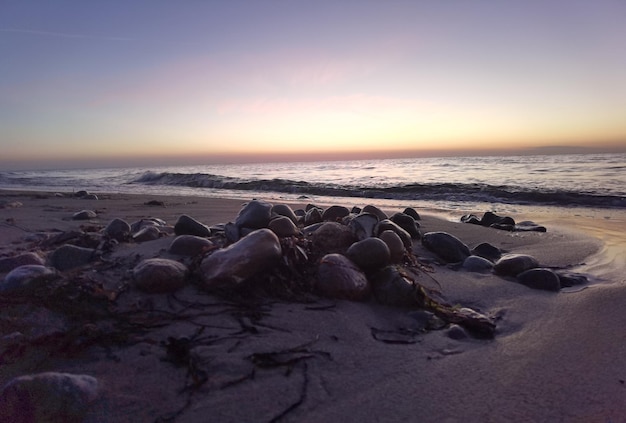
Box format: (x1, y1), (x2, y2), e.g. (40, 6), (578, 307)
(321, 205), (350, 222)
(346, 237), (391, 271)
(0, 265), (57, 295)
(514, 221), (547, 232)
(311, 222), (356, 254)
(0, 372), (99, 423)
(390, 212), (421, 239)
(104, 218), (131, 242)
(130, 217), (166, 233)
(403, 207), (421, 221)
(174, 214), (211, 237)
(72, 210), (97, 220)
(369, 266), (416, 307)
(49, 244), (96, 271)
(235, 199), (273, 229)
(0, 252), (45, 273)
(480, 211), (515, 227)
(133, 258), (188, 293)
(461, 214), (481, 225)
(169, 235), (214, 256)
(268, 216), (299, 237)
(447, 324), (470, 340)
(74, 190), (89, 198)
(462, 255), (494, 273)
(200, 228), (282, 288)
(132, 226), (161, 242)
(554, 270), (588, 288)
(494, 254), (540, 277)
(348, 213), (379, 241)
(517, 268), (561, 291)
(271, 204), (298, 224)
(304, 207), (323, 225)
(362, 204), (388, 221)
(376, 220), (412, 249)
(379, 230), (405, 263)
(471, 242), (502, 262)
(421, 231), (470, 263)
(316, 254), (370, 301)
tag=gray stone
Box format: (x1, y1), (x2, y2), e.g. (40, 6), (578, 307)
(49, 244), (96, 271)
(311, 222), (356, 254)
(271, 204), (298, 224)
(132, 226), (161, 242)
(517, 268), (561, 291)
(104, 218), (131, 242)
(174, 214), (211, 237)
(462, 255), (494, 273)
(494, 254), (540, 277)
(321, 205), (350, 222)
(235, 199), (273, 229)
(0, 372), (99, 423)
(304, 207), (323, 225)
(130, 217), (166, 233)
(378, 230), (405, 263)
(169, 235), (214, 256)
(555, 270), (588, 288)
(376, 219), (412, 249)
(72, 210), (97, 220)
(362, 204), (388, 221)
(348, 213), (379, 241)
(403, 207), (421, 221)
(390, 212), (421, 239)
(200, 228), (282, 288)
(421, 231), (471, 263)
(471, 242), (502, 262)
(316, 254), (370, 301)
(346, 237), (391, 272)
(268, 216), (299, 237)
(0, 265), (57, 295)
(0, 252), (45, 273)
(133, 258), (188, 293)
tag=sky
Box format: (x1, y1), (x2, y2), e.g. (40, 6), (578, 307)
(1, 0), (626, 170)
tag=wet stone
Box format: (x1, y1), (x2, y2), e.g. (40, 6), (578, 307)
(517, 268), (561, 291)
(174, 214), (211, 237)
(346, 237), (391, 272)
(304, 207), (323, 225)
(0, 252), (45, 273)
(446, 324), (470, 340)
(555, 270), (588, 288)
(104, 218), (131, 242)
(494, 254), (540, 277)
(378, 230), (405, 263)
(321, 205), (350, 222)
(514, 221), (547, 232)
(133, 258), (188, 293)
(471, 242), (502, 262)
(362, 205), (388, 221)
(311, 222), (356, 254)
(403, 207), (421, 221)
(268, 216), (299, 237)
(271, 204), (298, 224)
(235, 199), (273, 230)
(390, 212), (421, 239)
(421, 231), (471, 263)
(169, 235), (214, 257)
(462, 255), (494, 273)
(376, 219), (412, 249)
(348, 213), (379, 241)
(49, 244), (96, 271)
(316, 254), (370, 301)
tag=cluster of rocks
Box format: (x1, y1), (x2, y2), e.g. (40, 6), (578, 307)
(461, 211), (546, 232)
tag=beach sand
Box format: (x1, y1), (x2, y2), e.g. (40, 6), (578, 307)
(1, 190), (625, 422)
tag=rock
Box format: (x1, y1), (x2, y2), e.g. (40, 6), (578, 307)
(462, 255), (494, 273)
(369, 266), (417, 307)
(491, 223), (515, 231)
(304, 207), (323, 225)
(0, 265), (57, 295)
(49, 245), (96, 271)
(130, 218), (166, 233)
(311, 222), (356, 254)
(517, 268), (561, 291)
(200, 229), (282, 288)
(348, 213), (379, 241)
(0, 372), (99, 423)
(481, 211), (515, 227)
(235, 199), (273, 230)
(350, 206), (362, 214)
(268, 216), (299, 237)
(132, 226), (161, 242)
(169, 235), (214, 256)
(471, 242), (502, 262)
(362, 205), (388, 221)
(515, 221), (547, 232)
(461, 214), (481, 225)
(0, 252), (45, 273)
(421, 232), (470, 263)
(271, 204), (298, 224)
(174, 215), (211, 237)
(390, 212), (421, 239)
(316, 254), (370, 301)
(447, 324), (470, 340)
(321, 205), (350, 222)
(378, 230), (405, 263)
(376, 219), (412, 249)
(81, 194), (98, 200)
(554, 270), (588, 288)
(133, 258), (188, 293)
(224, 222), (240, 243)
(103, 218), (131, 242)
(494, 254), (539, 277)
(346, 238), (391, 272)
(72, 210), (97, 220)
(74, 190), (89, 198)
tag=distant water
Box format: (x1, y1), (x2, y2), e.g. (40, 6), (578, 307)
(1, 153), (624, 213)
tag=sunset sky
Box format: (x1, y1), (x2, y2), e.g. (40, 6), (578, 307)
(1, 1), (625, 170)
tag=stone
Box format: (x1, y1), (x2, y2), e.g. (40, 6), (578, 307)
(130, 218), (166, 233)
(362, 205), (388, 221)
(447, 324), (470, 340)
(0, 265), (57, 295)
(421, 231), (471, 263)
(348, 213), (379, 241)
(481, 211), (515, 227)
(174, 214), (211, 237)
(462, 255), (494, 273)
(554, 270), (588, 287)
(494, 254), (540, 277)
(235, 199), (273, 229)
(0, 372), (99, 423)
(378, 230), (405, 263)
(268, 216), (299, 237)
(311, 222), (356, 254)
(304, 207), (323, 225)
(321, 205), (350, 222)
(104, 218), (131, 242)
(200, 229), (282, 288)
(471, 242), (502, 262)
(376, 219), (412, 249)
(169, 235), (214, 256)
(514, 221), (547, 232)
(403, 207), (421, 221)
(517, 268), (561, 291)
(133, 258), (188, 293)
(390, 212), (421, 239)
(0, 252), (45, 273)
(369, 266), (417, 307)
(49, 245), (96, 271)
(132, 226), (161, 242)
(72, 210), (97, 220)
(271, 204), (298, 224)
(346, 237), (391, 272)
(316, 254), (370, 301)
(74, 190), (89, 198)
(461, 214), (481, 225)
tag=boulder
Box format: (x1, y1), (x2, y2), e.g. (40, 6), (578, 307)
(132, 226), (161, 242)
(369, 266), (417, 307)
(470, 242), (502, 262)
(376, 220), (412, 249)
(403, 207), (421, 221)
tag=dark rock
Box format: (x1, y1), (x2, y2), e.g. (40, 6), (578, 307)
(144, 200), (165, 206)
(471, 242), (502, 262)
(421, 232), (471, 263)
(311, 222), (356, 254)
(494, 254), (539, 277)
(174, 214), (211, 237)
(554, 270), (588, 288)
(481, 211), (515, 227)
(447, 324), (470, 340)
(316, 254), (370, 301)
(362, 204), (388, 221)
(514, 221), (547, 232)
(200, 229), (282, 288)
(74, 190), (89, 198)
(321, 205), (350, 222)
(271, 204), (298, 224)
(224, 222), (240, 243)
(462, 255), (494, 272)
(130, 218), (166, 233)
(369, 266), (416, 307)
(49, 245), (96, 271)
(0, 372), (99, 423)
(132, 226), (161, 242)
(304, 207), (323, 225)
(72, 210), (97, 220)
(517, 268), (561, 291)
(104, 218), (131, 242)
(268, 216), (299, 237)
(348, 213), (379, 241)
(378, 230), (405, 263)
(169, 235), (214, 256)
(460, 214), (481, 225)
(133, 258), (188, 293)
(376, 219), (412, 249)
(403, 207), (421, 221)
(81, 194), (98, 200)
(390, 212), (421, 239)
(0, 252), (45, 273)
(490, 223), (515, 231)
(0, 265), (57, 295)
(346, 238), (391, 272)
(235, 199), (273, 229)
(350, 206), (362, 214)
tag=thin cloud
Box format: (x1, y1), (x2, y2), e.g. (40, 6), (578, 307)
(0, 28), (132, 41)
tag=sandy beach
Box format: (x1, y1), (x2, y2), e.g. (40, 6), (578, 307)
(1, 189), (625, 422)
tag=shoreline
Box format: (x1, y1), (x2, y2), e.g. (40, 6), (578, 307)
(1, 189), (625, 421)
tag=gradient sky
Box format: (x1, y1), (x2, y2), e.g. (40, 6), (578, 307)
(1, 1), (626, 170)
